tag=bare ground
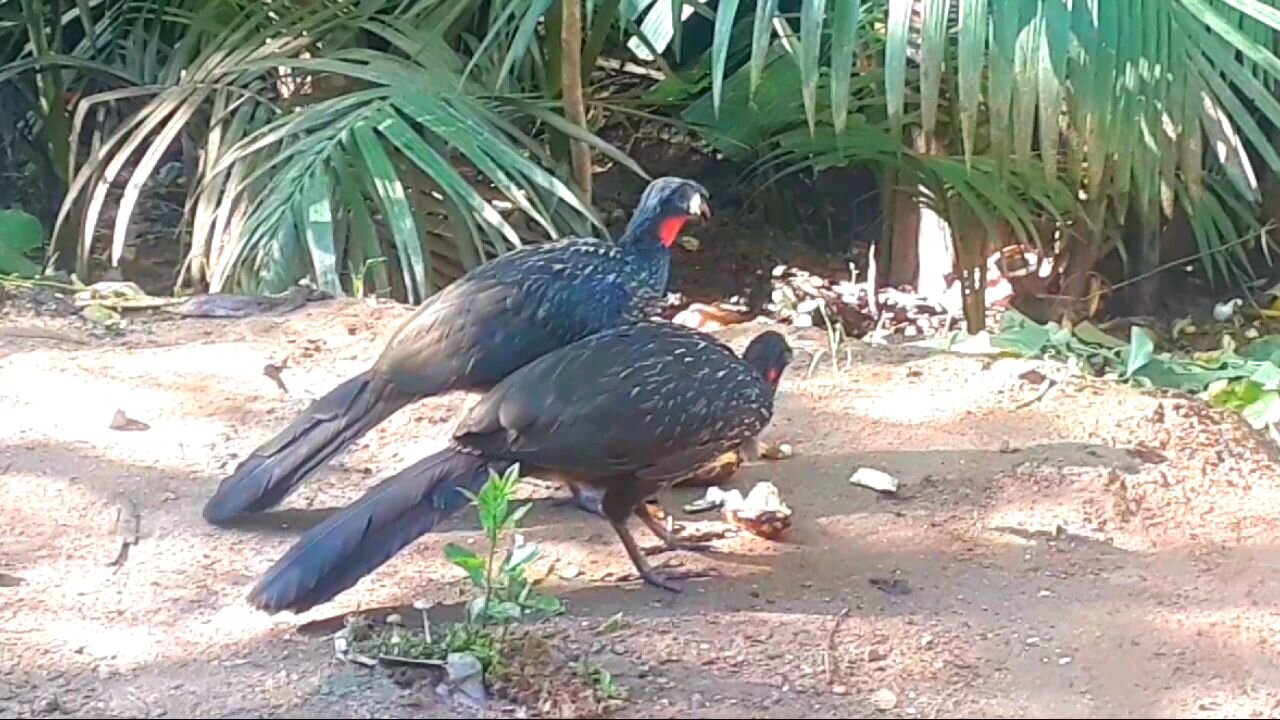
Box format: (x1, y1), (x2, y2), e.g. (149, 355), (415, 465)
(4, 296), (1280, 719)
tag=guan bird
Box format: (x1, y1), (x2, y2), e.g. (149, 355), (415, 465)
(202, 177), (711, 526)
(246, 321), (794, 614)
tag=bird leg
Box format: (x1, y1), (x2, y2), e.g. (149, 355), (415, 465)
(607, 517), (714, 592)
(553, 483), (605, 516)
(633, 505), (713, 556)
(561, 485), (700, 551)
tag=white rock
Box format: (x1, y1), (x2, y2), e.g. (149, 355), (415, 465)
(849, 467), (900, 494)
(871, 688), (898, 710)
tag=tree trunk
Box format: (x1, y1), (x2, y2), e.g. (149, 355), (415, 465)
(561, 0), (592, 203)
(875, 128), (957, 306)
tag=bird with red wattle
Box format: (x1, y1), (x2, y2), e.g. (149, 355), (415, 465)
(202, 177), (712, 526)
(245, 320), (795, 614)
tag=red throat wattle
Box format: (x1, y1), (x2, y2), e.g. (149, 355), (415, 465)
(658, 216), (688, 248)
(767, 368), (781, 384)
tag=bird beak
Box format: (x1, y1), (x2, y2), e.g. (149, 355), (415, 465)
(688, 193), (711, 221)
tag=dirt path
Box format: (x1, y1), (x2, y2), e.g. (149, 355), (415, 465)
(3, 296), (1280, 718)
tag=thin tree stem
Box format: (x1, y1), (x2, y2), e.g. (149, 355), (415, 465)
(560, 0), (592, 203)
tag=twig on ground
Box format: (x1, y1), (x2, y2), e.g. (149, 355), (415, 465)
(824, 606), (850, 683)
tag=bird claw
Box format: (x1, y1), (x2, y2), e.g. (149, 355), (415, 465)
(642, 541), (714, 557)
(618, 564), (720, 593)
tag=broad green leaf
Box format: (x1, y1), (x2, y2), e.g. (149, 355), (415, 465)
(885, 0), (912, 135)
(1207, 378), (1263, 411)
(1122, 326), (1156, 378)
(298, 169), (342, 296)
(0, 209), (44, 277)
(830, 0), (861, 135)
(1242, 336), (1280, 364)
(1011, 0), (1042, 162)
(957, 0), (988, 163)
(487, 601), (524, 621)
(749, 0), (780, 100)
(992, 309), (1053, 355)
(1071, 322), (1128, 349)
(711, 0), (742, 116)
(504, 539), (539, 573)
(798, 0), (828, 134)
(1249, 362), (1280, 390)
(444, 543), (487, 586)
(919, 0), (950, 137)
(988, 0), (1019, 162)
(351, 120), (429, 303)
(524, 594), (564, 614)
(504, 502), (533, 530)
(1133, 357), (1251, 392)
(1038, 0), (1070, 181)
(1243, 390), (1280, 429)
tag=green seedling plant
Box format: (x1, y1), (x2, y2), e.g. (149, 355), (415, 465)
(445, 463), (564, 627)
(344, 464), (564, 681)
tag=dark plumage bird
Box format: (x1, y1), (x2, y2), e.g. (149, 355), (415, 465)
(202, 177), (711, 525)
(246, 321), (794, 614)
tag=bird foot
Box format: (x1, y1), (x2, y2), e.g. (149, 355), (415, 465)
(642, 540), (714, 557)
(616, 564), (720, 593)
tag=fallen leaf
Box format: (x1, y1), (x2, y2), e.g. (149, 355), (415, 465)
(263, 361), (289, 393)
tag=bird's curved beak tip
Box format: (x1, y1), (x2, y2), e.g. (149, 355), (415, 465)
(690, 193), (712, 221)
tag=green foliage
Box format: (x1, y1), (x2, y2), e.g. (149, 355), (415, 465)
(0, 0), (639, 300)
(353, 614), (506, 674)
(993, 308), (1280, 434)
(7, 0), (1280, 304)
(446, 464), (564, 627)
(0, 209), (44, 277)
(686, 0), (1280, 291)
(574, 659), (626, 701)
(345, 463), (562, 680)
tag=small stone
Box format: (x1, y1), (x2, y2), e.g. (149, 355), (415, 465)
(441, 652), (486, 704)
(849, 467), (899, 494)
(832, 684), (848, 696)
(1058, 657), (1072, 665)
(871, 688), (898, 711)
(760, 442), (794, 460)
(109, 409), (150, 431)
(559, 565), (581, 579)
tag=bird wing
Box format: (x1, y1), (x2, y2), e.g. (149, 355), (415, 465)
(373, 239), (631, 394)
(453, 322), (773, 481)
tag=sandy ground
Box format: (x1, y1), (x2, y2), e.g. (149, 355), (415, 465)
(4, 294), (1280, 719)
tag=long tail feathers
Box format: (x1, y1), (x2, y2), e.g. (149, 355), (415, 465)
(246, 449), (498, 614)
(202, 370), (415, 525)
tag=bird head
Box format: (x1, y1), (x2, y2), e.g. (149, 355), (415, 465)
(621, 176), (711, 249)
(742, 330), (794, 388)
